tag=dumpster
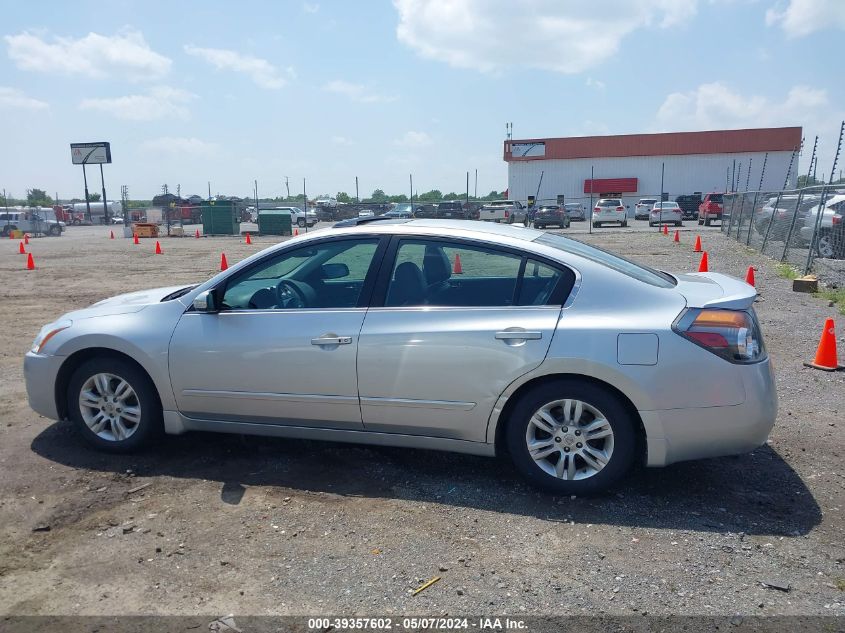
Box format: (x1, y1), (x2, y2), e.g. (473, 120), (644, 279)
(257, 209), (293, 236)
(201, 200), (239, 235)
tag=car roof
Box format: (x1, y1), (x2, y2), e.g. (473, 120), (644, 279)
(323, 218), (542, 242)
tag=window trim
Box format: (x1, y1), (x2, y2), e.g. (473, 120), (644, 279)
(212, 234), (390, 312)
(370, 234), (575, 309)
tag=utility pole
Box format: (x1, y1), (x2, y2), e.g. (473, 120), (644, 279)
(355, 176), (359, 203)
(83, 164), (92, 222)
(474, 169), (478, 199)
(208, 181), (211, 200)
(99, 164), (109, 224)
(254, 179), (259, 219)
(466, 171), (469, 206)
(285, 176), (290, 200)
(659, 162), (665, 229)
(303, 178), (308, 233)
(409, 174), (414, 205)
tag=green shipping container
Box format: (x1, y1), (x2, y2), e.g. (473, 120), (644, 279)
(201, 201), (239, 235)
(257, 210), (293, 236)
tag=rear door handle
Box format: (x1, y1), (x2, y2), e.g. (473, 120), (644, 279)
(495, 331), (542, 340)
(311, 335), (353, 346)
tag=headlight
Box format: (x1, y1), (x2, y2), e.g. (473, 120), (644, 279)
(31, 320), (72, 354)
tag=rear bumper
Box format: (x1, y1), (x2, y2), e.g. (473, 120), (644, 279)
(641, 358), (777, 466)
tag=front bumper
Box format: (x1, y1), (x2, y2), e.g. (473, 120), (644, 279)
(640, 357), (777, 466)
(24, 351), (64, 420)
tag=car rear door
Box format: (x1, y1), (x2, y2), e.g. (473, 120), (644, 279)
(356, 237), (575, 442)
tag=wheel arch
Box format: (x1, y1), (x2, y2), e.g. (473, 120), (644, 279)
(489, 372), (647, 465)
(55, 348), (161, 421)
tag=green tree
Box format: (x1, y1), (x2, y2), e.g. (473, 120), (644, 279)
(370, 189), (388, 203)
(87, 192), (101, 202)
(797, 175), (821, 188)
(336, 191), (353, 204)
(417, 189), (442, 202)
(388, 194), (408, 203)
(443, 192), (461, 200)
(26, 188), (52, 206)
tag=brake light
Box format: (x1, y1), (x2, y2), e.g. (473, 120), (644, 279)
(617, 206), (624, 211)
(833, 215), (841, 225)
(674, 309), (764, 363)
(505, 210), (509, 218)
(594, 207), (600, 212)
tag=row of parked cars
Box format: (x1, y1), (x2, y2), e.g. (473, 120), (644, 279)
(751, 192), (845, 259)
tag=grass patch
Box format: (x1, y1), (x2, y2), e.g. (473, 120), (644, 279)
(775, 263), (799, 280)
(836, 578), (845, 591)
(815, 288), (845, 316)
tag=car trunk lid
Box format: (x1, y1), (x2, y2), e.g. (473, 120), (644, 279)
(671, 272), (756, 310)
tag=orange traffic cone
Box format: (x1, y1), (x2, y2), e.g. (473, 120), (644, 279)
(7, 231), (12, 239)
(154, 241), (162, 254)
(294, 228), (299, 236)
(663, 224), (669, 235)
(453, 253), (463, 274)
(693, 235), (702, 252)
(220, 253), (228, 271)
(18, 241), (25, 254)
(745, 266), (756, 287)
(133, 234), (139, 245)
(195, 228), (200, 238)
(698, 251), (709, 272)
(110, 230), (115, 239)
(26, 253), (35, 270)
(673, 230), (680, 243)
(24, 234), (29, 245)
(245, 232), (252, 245)
(804, 318), (842, 371)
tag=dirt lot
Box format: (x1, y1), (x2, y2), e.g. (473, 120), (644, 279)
(0, 224), (842, 617)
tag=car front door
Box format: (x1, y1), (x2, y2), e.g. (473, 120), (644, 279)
(356, 237), (575, 442)
(169, 236), (386, 428)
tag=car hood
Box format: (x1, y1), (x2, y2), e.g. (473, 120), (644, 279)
(671, 272), (756, 310)
(65, 285), (193, 320)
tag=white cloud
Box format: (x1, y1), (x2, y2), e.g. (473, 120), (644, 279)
(331, 135), (353, 145)
(393, 0), (698, 74)
(0, 86), (49, 110)
(766, 0), (845, 37)
(79, 87), (195, 121)
(140, 137), (218, 156)
(4, 30), (170, 80)
(655, 82), (829, 131)
(586, 77), (606, 91)
(323, 80), (397, 103)
(302, 2), (320, 13)
(184, 45), (292, 89)
(394, 131), (433, 147)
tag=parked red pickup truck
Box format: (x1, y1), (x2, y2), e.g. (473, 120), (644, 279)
(698, 193), (724, 226)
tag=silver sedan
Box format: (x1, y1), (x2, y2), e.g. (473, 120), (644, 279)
(24, 220), (776, 494)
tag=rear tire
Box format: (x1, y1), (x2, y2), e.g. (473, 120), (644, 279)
(621, 220), (628, 228)
(67, 357), (163, 453)
(593, 222), (600, 228)
(505, 379), (636, 494)
(704, 216), (712, 227)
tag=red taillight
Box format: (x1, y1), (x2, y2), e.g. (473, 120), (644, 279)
(674, 309), (764, 363)
(833, 215), (841, 225)
(505, 210), (509, 218)
(594, 207), (600, 212)
(616, 206), (624, 211)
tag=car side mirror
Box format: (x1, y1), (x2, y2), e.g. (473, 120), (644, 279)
(192, 289), (219, 313)
(322, 262), (349, 279)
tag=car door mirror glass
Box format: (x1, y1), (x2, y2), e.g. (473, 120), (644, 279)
(322, 262), (350, 279)
(192, 289), (218, 312)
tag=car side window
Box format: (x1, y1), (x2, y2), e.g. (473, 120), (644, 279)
(519, 259), (565, 306)
(221, 238), (380, 310)
(384, 239), (528, 308)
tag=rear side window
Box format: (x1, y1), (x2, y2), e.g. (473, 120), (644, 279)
(709, 194), (724, 203)
(383, 239), (573, 307)
(536, 233), (676, 288)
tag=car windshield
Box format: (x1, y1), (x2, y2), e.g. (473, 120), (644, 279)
(598, 200), (621, 207)
(565, 204), (580, 209)
(538, 206), (558, 211)
(536, 233), (676, 288)
(639, 199), (657, 205)
(654, 202), (676, 208)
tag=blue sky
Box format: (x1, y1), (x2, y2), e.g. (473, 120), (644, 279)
(1, 0), (843, 201)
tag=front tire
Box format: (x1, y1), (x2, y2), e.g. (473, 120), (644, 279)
(592, 222), (600, 228)
(67, 357), (163, 453)
(297, 218), (306, 228)
(505, 379), (636, 494)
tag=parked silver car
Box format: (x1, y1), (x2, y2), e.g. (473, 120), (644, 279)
(24, 220), (775, 493)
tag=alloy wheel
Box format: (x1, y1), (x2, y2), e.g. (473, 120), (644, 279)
(525, 398), (614, 481)
(78, 373), (142, 441)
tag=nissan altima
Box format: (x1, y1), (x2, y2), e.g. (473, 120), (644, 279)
(24, 220), (776, 494)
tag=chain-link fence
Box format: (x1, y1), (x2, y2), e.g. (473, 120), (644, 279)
(722, 184), (845, 285)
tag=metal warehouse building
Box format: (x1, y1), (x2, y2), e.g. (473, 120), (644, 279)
(504, 127), (802, 212)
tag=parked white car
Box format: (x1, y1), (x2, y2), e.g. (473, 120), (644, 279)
(649, 202), (683, 227)
(592, 199), (627, 228)
(799, 194), (845, 259)
(479, 200), (526, 223)
(635, 198), (658, 220)
(265, 207), (317, 228)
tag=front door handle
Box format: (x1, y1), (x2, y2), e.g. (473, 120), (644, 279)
(495, 330), (542, 340)
(311, 335), (353, 346)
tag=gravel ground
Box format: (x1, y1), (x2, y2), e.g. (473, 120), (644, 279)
(0, 224), (842, 617)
